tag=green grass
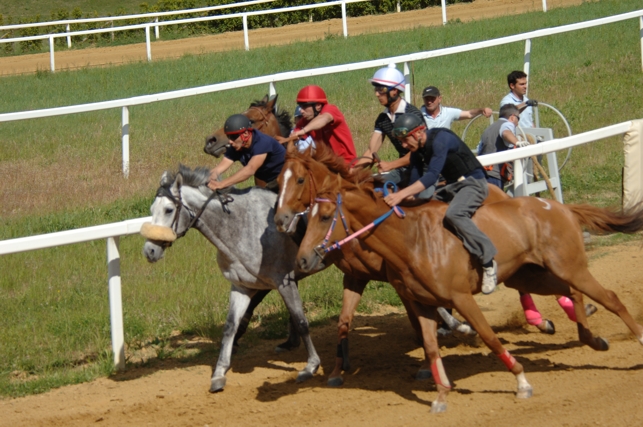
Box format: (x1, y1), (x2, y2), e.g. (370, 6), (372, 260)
(1, 0), (642, 398)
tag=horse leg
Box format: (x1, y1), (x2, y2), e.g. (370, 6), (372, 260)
(275, 315), (302, 353)
(328, 275), (367, 387)
(555, 294), (598, 322)
(519, 292), (556, 335)
(276, 273), (320, 383)
(451, 292), (533, 399)
(437, 307), (477, 336)
(210, 285), (253, 393)
(412, 302), (451, 413)
(233, 289), (271, 349)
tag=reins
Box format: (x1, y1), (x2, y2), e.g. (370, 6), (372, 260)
(312, 181), (405, 259)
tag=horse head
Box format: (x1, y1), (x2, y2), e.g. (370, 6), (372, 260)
(204, 94), (292, 157)
(141, 166), (212, 262)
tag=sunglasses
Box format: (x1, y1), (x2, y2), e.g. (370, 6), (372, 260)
(297, 102), (316, 109)
(373, 84), (390, 95)
(392, 125), (424, 139)
(225, 131), (244, 141)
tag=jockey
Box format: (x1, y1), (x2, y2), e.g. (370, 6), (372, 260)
(208, 114), (285, 193)
(291, 105), (316, 153)
(290, 85), (357, 165)
(384, 113), (498, 294)
(354, 65), (425, 180)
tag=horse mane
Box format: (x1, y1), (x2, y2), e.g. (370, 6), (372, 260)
(161, 165), (256, 196)
(250, 98), (292, 138)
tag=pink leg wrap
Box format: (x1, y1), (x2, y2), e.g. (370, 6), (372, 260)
(498, 349), (517, 371)
(431, 358), (451, 389)
(520, 293), (543, 326)
(557, 296), (577, 322)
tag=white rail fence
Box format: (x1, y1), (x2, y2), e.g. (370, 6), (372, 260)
(0, 0), (277, 48)
(1, 9), (642, 176)
(0, 0), (552, 41)
(0, 0), (374, 69)
(0, 122), (639, 370)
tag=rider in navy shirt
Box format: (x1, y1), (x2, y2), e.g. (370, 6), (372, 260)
(383, 113), (498, 295)
(208, 114), (285, 192)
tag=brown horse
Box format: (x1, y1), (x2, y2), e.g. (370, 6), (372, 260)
(295, 143), (643, 413)
(204, 94), (292, 157)
(275, 143), (508, 386)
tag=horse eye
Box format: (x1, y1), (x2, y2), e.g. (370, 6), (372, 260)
(297, 177), (305, 184)
(165, 207), (174, 215)
(321, 214), (331, 222)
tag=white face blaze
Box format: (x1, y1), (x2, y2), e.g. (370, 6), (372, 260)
(311, 203), (319, 218)
(537, 197), (552, 211)
(277, 167), (293, 209)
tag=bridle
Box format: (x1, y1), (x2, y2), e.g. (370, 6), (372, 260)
(155, 185), (233, 248)
(244, 106), (272, 132)
(311, 182), (405, 260)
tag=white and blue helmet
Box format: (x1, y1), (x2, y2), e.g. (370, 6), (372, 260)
(369, 64), (406, 91)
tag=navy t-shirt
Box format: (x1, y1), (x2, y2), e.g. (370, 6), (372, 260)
(224, 129), (285, 183)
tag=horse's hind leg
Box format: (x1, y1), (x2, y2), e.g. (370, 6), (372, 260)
(412, 303), (451, 413)
(563, 269), (643, 347)
(451, 292), (533, 399)
(277, 273), (320, 383)
(234, 289), (271, 348)
(328, 275), (368, 387)
(211, 285), (253, 393)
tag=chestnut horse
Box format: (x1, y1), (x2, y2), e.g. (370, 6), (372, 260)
(295, 144), (643, 413)
(275, 143), (507, 386)
(204, 94), (292, 158)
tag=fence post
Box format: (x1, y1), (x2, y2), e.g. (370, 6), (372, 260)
(441, 0), (447, 25)
(397, 1), (401, 13)
(269, 82), (276, 97)
(403, 62), (412, 103)
(155, 17), (160, 39)
(640, 16), (643, 72)
(341, 0), (348, 38)
(49, 36), (55, 72)
(122, 106), (130, 178)
(107, 237), (126, 371)
(145, 25), (152, 61)
(542, 0), (548, 13)
(66, 23), (72, 48)
(243, 14), (249, 51)
(524, 38), (531, 97)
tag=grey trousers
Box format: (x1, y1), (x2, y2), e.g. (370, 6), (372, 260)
(437, 177), (497, 265)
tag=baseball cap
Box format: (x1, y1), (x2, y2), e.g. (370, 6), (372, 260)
(422, 86), (441, 98)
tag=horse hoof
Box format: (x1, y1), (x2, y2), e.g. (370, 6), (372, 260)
(296, 370), (315, 383)
(516, 385), (533, 399)
(430, 401), (447, 413)
(416, 369), (433, 380)
(596, 337), (609, 351)
(585, 304), (598, 318)
(455, 322), (477, 336)
(538, 320), (556, 335)
(327, 376), (344, 387)
(209, 376), (226, 393)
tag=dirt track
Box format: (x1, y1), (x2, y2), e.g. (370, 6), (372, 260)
(6, 1), (643, 426)
(0, 0), (584, 75)
(2, 242), (643, 427)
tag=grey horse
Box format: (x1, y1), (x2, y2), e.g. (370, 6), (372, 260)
(141, 165), (320, 392)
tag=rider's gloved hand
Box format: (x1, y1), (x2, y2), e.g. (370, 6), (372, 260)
(525, 99), (538, 107)
(515, 139), (531, 148)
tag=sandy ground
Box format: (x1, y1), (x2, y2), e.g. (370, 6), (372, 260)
(0, 0), (584, 75)
(1, 241), (643, 427)
(6, 1), (642, 426)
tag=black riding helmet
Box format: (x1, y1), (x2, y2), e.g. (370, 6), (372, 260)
(224, 114), (252, 138)
(392, 113), (425, 139)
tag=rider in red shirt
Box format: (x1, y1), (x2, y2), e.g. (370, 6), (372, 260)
(290, 85), (357, 165)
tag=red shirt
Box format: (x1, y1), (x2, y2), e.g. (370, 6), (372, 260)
(296, 103), (357, 164)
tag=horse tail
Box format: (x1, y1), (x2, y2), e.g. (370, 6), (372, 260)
(567, 203), (643, 234)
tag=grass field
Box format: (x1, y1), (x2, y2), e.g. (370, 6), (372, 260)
(1, 0), (642, 397)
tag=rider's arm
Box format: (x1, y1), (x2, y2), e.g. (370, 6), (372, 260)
(460, 108), (493, 119)
(379, 152), (410, 172)
(293, 112), (334, 138)
(355, 132), (384, 166)
(209, 154), (268, 190)
(209, 157), (234, 183)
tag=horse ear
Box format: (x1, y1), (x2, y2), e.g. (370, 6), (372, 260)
(266, 94), (278, 112)
(286, 140), (297, 154)
(160, 171), (173, 187)
(170, 173), (183, 198)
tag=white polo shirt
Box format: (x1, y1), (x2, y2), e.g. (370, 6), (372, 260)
(420, 105), (462, 129)
(500, 92), (533, 128)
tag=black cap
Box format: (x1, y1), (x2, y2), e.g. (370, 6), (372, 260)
(421, 86), (440, 98)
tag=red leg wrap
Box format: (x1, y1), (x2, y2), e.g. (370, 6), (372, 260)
(431, 358), (451, 389)
(520, 293), (543, 326)
(557, 296), (577, 322)
(498, 349), (517, 371)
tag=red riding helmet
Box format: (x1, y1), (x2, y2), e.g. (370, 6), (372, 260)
(296, 85), (328, 104)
